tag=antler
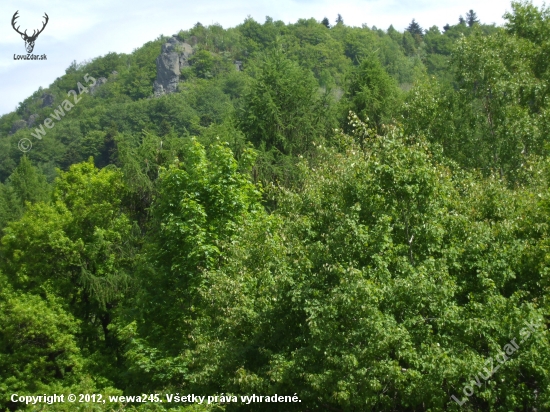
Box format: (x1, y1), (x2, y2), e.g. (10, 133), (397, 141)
(28, 13), (49, 40)
(11, 11), (49, 40)
(11, 11), (27, 37)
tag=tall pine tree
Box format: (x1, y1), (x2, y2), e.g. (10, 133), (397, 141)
(466, 9), (479, 27)
(0, 156), (49, 230)
(406, 19), (424, 37)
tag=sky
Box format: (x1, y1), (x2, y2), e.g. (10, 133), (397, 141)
(0, 0), (544, 116)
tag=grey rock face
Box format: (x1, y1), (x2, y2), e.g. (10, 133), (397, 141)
(10, 119), (27, 134)
(41, 93), (54, 107)
(90, 77), (107, 95)
(153, 36), (194, 97)
(234, 60), (243, 71)
(27, 114), (39, 127)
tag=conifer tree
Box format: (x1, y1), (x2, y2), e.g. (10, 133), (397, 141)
(466, 9), (479, 27)
(406, 19), (423, 37)
(7, 155), (49, 206)
(344, 55), (401, 133)
(0, 156), (50, 230)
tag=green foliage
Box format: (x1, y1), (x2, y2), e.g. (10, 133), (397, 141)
(189, 49), (232, 79)
(343, 55), (401, 132)
(406, 19), (424, 46)
(121, 39), (165, 99)
(117, 116), (550, 410)
(504, 1), (550, 44)
(236, 46), (337, 186)
(238, 48), (332, 156)
(0, 156), (50, 231)
(402, 30), (417, 56)
(143, 138), (260, 318)
(0, 159), (137, 386)
(2, 6), (550, 411)
(181, 79), (233, 127)
(466, 9), (480, 27)
(504, 1), (550, 79)
(121, 139), (262, 392)
(85, 52), (128, 80)
(284, 20), (349, 88)
(0, 286), (83, 406)
(237, 17), (283, 56)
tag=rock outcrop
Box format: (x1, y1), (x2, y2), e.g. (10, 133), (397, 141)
(41, 93), (54, 107)
(10, 119), (27, 134)
(27, 114), (39, 127)
(153, 36), (194, 97)
(90, 77), (107, 95)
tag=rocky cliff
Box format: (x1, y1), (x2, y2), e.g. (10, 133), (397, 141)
(153, 36), (194, 97)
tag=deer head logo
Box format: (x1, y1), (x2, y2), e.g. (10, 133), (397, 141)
(11, 11), (49, 54)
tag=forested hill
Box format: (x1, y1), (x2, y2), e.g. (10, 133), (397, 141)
(2, 2), (550, 410)
(0, 9), (499, 184)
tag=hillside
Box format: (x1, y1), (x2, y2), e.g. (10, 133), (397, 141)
(1, 2), (550, 411)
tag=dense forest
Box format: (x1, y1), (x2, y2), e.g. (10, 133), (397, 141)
(1, 2), (550, 410)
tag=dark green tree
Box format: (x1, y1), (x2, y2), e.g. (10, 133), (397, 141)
(0, 156), (50, 230)
(122, 139), (263, 391)
(6, 155), (49, 207)
(466, 9), (480, 27)
(0, 159), (137, 367)
(343, 55), (401, 134)
(238, 47), (331, 157)
(0, 285), (86, 410)
(406, 19), (423, 37)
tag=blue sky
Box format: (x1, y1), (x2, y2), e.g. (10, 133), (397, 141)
(0, 0), (544, 116)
